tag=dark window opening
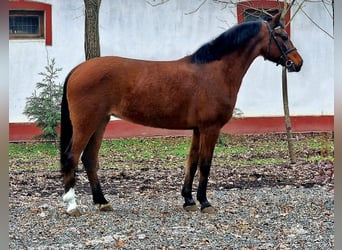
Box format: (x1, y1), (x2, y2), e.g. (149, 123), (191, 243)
(9, 10), (44, 39)
(237, 1), (291, 34)
(243, 8), (281, 22)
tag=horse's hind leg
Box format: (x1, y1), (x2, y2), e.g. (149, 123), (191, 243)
(62, 117), (105, 215)
(81, 117), (113, 212)
(62, 134), (90, 216)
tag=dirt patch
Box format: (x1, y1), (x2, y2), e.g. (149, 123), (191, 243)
(9, 133), (334, 249)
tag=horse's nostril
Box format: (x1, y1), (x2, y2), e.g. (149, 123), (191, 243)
(286, 60), (293, 68)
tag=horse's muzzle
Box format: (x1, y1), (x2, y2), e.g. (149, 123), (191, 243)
(286, 59), (302, 72)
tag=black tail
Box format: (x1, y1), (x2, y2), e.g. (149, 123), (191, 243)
(60, 72), (73, 166)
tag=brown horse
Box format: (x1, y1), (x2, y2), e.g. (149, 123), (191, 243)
(60, 13), (303, 216)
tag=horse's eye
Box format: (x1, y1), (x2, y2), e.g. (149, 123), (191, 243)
(280, 33), (288, 40)
(276, 32), (288, 41)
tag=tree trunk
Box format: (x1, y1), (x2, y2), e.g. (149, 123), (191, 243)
(282, 67), (296, 163)
(84, 0), (101, 60)
(280, 2), (296, 164)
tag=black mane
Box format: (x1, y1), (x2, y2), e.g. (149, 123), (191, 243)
(190, 21), (262, 64)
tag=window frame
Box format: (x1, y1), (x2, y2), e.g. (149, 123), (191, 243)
(9, 10), (45, 39)
(9, 0), (52, 45)
(237, 0), (291, 35)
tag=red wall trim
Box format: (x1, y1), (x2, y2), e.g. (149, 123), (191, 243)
(237, 0), (291, 34)
(9, 116), (334, 142)
(9, 0), (52, 45)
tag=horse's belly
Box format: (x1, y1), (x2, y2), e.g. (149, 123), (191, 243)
(112, 103), (193, 130)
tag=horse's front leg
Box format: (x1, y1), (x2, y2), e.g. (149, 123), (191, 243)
(182, 129), (200, 211)
(197, 127), (220, 213)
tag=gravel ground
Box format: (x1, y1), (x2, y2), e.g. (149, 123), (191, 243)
(9, 165), (334, 249)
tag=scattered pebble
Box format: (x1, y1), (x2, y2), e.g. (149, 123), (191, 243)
(9, 182), (333, 249)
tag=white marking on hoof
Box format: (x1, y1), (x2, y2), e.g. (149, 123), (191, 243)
(63, 188), (78, 214)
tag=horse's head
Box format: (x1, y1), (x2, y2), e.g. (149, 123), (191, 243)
(262, 13), (303, 72)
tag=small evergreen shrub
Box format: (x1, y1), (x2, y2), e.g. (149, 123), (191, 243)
(23, 58), (63, 140)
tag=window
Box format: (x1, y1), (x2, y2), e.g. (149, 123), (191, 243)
(243, 8), (280, 23)
(237, 0), (291, 34)
(9, 0), (52, 45)
(9, 10), (44, 39)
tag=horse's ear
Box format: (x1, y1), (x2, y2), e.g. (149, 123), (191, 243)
(269, 12), (282, 27)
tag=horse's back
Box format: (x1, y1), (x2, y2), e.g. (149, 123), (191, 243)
(66, 56), (206, 129)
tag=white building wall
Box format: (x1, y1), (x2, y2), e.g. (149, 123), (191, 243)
(9, 0), (334, 122)
(9, 0), (85, 122)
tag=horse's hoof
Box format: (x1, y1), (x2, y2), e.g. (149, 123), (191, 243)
(67, 208), (81, 217)
(99, 203), (113, 212)
(201, 206), (215, 214)
(183, 204), (198, 212)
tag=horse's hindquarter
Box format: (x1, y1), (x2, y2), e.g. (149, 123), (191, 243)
(67, 56), (234, 130)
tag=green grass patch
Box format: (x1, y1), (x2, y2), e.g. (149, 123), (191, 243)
(9, 142), (59, 171)
(9, 133), (334, 171)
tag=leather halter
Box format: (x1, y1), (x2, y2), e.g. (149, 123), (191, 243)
(264, 21), (297, 70)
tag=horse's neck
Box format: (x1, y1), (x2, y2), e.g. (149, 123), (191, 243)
(232, 38), (263, 73)
(221, 36), (264, 81)
(211, 36), (264, 97)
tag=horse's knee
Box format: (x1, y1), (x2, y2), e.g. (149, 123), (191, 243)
(81, 155), (99, 171)
(61, 152), (73, 174)
(81, 154), (90, 168)
(61, 152), (77, 190)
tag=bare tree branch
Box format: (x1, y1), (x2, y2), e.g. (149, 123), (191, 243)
(300, 7), (334, 38)
(146, 0), (170, 7)
(150, 0), (333, 38)
(213, 0), (239, 4)
(321, 0), (333, 19)
(287, 0), (306, 26)
(184, 0), (208, 15)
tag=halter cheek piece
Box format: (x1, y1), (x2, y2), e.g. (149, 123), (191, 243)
(264, 21), (297, 70)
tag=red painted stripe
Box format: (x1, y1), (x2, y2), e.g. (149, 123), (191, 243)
(8, 116), (334, 142)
